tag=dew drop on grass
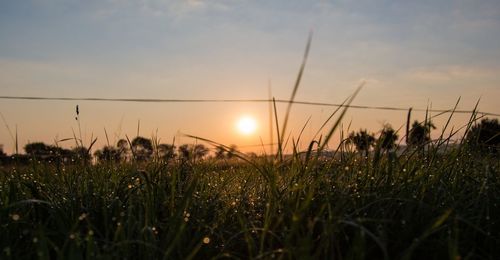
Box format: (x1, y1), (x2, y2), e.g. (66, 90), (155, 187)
(78, 213), (87, 221)
(11, 214), (20, 221)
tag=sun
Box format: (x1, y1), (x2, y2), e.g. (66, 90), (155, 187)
(237, 116), (257, 135)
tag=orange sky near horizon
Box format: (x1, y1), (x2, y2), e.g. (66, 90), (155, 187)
(1, 0), (499, 155)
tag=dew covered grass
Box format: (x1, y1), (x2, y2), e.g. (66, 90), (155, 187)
(0, 142), (499, 259)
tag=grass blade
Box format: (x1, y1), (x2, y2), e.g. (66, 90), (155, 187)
(279, 31), (313, 153)
(318, 82), (364, 152)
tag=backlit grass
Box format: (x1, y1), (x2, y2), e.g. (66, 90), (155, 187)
(0, 140), (498, 259)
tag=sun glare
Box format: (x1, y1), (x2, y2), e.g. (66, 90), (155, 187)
(237, 116), (257, 135)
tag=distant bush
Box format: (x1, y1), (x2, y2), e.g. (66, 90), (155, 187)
(407, 120), (435, 148)
(466, 118), (500, 154)
(348, 129), (375, 156)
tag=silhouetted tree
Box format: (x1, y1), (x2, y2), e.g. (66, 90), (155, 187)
(117, 139), (129, 161)
(348, 129), (375, 157)
(407, 120), (435, 148)
(378, 125), (399, 151)
(466, 118), (500, 154)
(177, 144), (208, 161)
(178, 144), (191, 160)
(25, 142), (51, 158)
(71, 147), (91, 163)
(193, 144), (209, 160)
(215, 145), (226, 159)
(131, 136), (153, 161)
(214, 144), (237, 160)
(50, 146), (73, 163)
(157, 144), (176, 161)
(94, 150), (103, 161)
(94, 146), (121, 163)
(23, 142), (82, 163)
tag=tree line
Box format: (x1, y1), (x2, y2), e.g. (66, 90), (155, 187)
(0, 118), (498, 164)
(347, 118), (499, 156)
(0, 136), (240, 164)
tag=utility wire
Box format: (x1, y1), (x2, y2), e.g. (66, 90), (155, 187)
(0, 95), (499, 117)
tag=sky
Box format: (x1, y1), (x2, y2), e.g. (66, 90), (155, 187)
(1, 0), (500, 154)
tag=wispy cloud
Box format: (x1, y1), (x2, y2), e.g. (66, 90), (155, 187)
(408, 65), (500, 81)
(63, 0), (235, 20)
(128, 0), (233, 18)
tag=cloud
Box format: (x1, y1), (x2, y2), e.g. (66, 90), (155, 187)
(69, 0), (234, 20)
(135, 0), (233, 18)
(408, 65), (500, 81)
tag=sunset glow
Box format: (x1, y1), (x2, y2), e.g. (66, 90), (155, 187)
(0, 1), (499, 154)
(237, 116), (257, 135)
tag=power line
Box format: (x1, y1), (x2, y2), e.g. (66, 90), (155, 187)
(0, 95), (499, 117)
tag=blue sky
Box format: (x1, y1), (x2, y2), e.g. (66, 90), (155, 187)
(1, 0), (500, 153)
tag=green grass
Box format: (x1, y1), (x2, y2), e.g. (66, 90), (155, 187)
(0, 141), (498, 259)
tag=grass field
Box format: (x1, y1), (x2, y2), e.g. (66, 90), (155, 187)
(0, 133), (498, 259)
